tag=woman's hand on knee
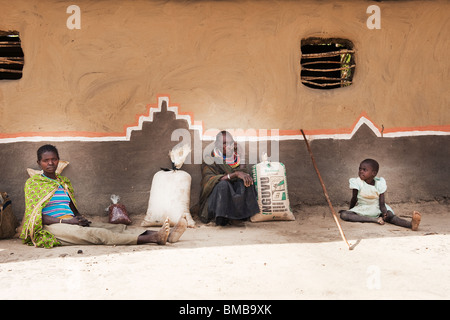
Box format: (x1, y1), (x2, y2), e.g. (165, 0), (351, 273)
(64, 216), (91, 227)
(235, 171), (253, 187)
(76, 215), (91, 227)
(63, 217), (80, 225)
(381, 210), (394, 222)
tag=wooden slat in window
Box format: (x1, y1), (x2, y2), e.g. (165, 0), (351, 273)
(0, 31), (24, 80)
(301, 38), (355, 90)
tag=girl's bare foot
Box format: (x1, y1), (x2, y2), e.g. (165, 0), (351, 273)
(168, 215), (187, 243)
(411, 211), (421, 231)
(377, 217), (385, 225)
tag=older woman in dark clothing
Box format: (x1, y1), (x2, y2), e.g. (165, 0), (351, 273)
(199, 131), (259, 226)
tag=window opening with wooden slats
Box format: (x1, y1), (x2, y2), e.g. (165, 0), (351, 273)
(0, 31), (24, 80)
(301, 38), (355, 90)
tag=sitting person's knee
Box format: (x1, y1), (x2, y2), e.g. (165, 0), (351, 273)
(383, 210), (395, 222)
(217, 180), (228, 186)
(215, 179), (230, 191)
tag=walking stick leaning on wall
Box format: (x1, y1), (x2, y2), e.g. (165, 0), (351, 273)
(300, 129), (360, 250)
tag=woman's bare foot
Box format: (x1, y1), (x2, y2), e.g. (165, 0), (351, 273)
(137, 218), (170, 245)
(377, 216), (385, 225)
(156, 218), (170, 244)
(168, 215), (187, 243)
(411, 211), (421, 231)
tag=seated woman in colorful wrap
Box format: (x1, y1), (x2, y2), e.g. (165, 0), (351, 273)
(20, 144), (187, 248)
(199, 131), (260, 226)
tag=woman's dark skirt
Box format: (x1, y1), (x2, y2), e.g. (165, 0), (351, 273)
(207, 180), (260, 225)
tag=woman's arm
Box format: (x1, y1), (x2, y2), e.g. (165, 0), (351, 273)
(221, 171), (253, 187)
(42, 209), (91, 226)
(42, 214), (80, 225)
(69, 200), (81, 216)
(69, 198), (91, 226)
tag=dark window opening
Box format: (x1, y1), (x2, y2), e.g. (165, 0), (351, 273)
(301, 38), (355, 90)
(0, 30), (24, 80)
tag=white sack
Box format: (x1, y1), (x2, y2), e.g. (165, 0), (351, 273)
(141, 170), (195, 227)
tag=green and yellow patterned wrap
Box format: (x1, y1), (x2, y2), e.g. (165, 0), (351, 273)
(20, 174), (77, 248)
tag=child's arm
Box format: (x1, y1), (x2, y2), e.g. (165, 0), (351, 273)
(379, 193), (388, 218)
(349, 189), (358, 209)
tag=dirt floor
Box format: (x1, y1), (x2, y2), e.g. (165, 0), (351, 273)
(1, 200), (449, 300)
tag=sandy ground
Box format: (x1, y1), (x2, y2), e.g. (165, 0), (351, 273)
(1, 200), (449, 300)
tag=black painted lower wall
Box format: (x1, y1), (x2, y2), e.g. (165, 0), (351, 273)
(1, 107), (449, 221)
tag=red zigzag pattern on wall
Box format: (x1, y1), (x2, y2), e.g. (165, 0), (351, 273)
(0, 95), (449, 143)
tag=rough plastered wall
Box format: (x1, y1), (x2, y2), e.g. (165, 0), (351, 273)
(0, 0), (449, 135)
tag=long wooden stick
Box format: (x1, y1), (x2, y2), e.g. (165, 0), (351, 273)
(301, 129), (353, 250)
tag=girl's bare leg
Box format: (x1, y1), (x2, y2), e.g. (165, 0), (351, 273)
(339, 210), (384, 225)
(383, 211), (416, 229)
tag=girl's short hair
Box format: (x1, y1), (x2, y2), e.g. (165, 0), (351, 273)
(361, 158), (379, 172)
(37, 144), (60, 161)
